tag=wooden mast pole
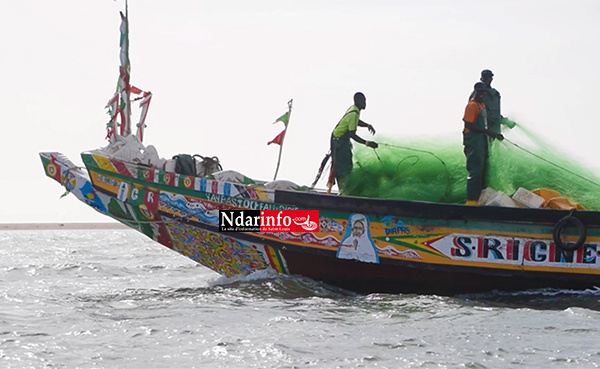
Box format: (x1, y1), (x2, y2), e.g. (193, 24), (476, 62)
(273, 99), (293, 180)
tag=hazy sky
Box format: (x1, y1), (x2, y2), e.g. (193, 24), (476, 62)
(1, 0), (599, 223)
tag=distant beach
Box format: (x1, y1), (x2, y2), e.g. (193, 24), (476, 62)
(0, 223), (127, 230)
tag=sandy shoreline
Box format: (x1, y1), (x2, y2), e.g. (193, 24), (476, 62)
(0, 223), (128, 230)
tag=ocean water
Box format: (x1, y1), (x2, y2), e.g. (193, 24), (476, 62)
(1, 229), (599, 369)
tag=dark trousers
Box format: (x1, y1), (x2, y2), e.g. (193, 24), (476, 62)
(463, 132), (488, 201)
(331, 134), (352, 190)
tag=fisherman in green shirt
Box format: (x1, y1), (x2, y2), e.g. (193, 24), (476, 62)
(330, 92), (378, 191)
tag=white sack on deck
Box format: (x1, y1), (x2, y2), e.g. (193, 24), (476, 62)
(90, 135), (166, 169)
(263, 180), (299, 191)
(109, 135), (145, 163)
(142, 145), (166, 169)
(212, 170), (250, 183)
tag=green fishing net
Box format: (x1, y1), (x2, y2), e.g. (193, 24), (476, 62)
(345, 120), (600, 210)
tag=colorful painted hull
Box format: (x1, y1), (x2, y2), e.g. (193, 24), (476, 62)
(40, 151), (600, 295)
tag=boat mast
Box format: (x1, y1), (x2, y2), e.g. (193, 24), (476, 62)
(119, 0), (132, 137)
(273, 99), (293, 180)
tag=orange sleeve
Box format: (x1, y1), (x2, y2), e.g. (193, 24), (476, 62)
(462, 101), (480, 123)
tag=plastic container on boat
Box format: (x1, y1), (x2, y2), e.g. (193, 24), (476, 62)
(486, 191), (517, 207)
(478, 187), (497, 206)
(512, 187), (545, 208)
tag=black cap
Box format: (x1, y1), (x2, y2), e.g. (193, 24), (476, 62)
(481, 69), (494, 77)
(474, 82), (487, 91)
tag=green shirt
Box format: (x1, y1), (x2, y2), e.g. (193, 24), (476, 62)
(332, 105), (360, 138)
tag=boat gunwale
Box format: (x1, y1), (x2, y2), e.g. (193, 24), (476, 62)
(78, 151), (600, 227)
(275, 190), (600, 226)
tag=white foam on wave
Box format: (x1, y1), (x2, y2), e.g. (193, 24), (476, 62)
(494, 286), (600, 297)
(207, 269), (281, 287)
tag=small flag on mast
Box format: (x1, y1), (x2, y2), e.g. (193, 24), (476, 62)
(267, 111), (290, 145)
(268, 99), (293, 180)
(274, 112), (289, 125)
(267, 130), (285, 146)
(267, 106), (291, 145)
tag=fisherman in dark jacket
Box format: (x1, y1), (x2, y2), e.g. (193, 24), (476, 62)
(463, 82), (504, 205)
(470, 69), (505, 135)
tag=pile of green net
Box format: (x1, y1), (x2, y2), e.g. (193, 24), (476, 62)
(344, 120), (600, 210)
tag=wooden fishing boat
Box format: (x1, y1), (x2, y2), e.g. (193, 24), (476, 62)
(38, 149), (600, 295)
(39, 9), (600, 296)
